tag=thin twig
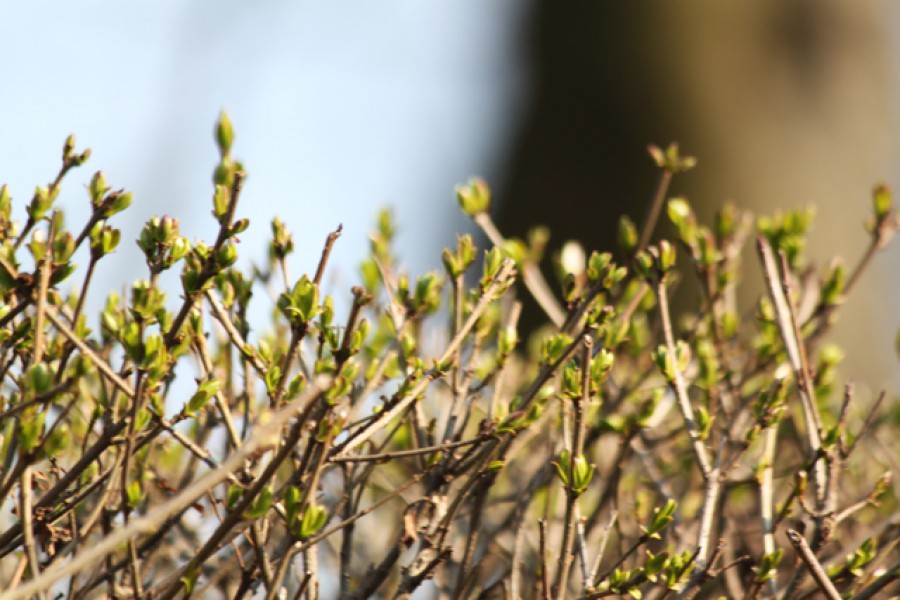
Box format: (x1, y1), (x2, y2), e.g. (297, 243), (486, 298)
(554, 336), (593, 599)
(539, 519), (552, 600)
(637, 168), (673, 254)
(313, 224), (342, 287)
(472, 212), (566, 327)
(852, 560), (900, 600)
(656, 279), (712, 478)
(758, 418), (778, 598)
(19, 467), (47, 600)
(205, 288), (268, 378)
(784, 529), (841, 600)
(440, 271), (467, 444)
(757, 237), (824, 505)
(509, 492), (530, 600)
(588, 511), (618, 588)
(43, 307), (135, 398)
(330, 434), (489, 463)
(192, 316), (242, 449)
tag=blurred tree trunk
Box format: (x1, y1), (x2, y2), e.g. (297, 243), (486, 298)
(496, 0), (897, 389)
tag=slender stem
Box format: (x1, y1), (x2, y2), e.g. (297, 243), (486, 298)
(554, 336), (593, 598)
(656, 279), (712, 478)
(682, 464), (721, 588)
(119, 369), (146, 598)
(637, 169), (673, 254)
(331, 434), (489, 463)
(313, 224), (342, 286)
(595, 536), (649, 586)
(334, 286), (369, 368)
(784, 529), (841, 600)
(509, 496), (529, 600)
(193, 329), (242, 450)
(31, 218), (54, 366)
(843, 222), (889, 297)
(757, 237), (824, 502)
(852, 560), (900, 600)
(19, 467), (47, 600)
(440, 272), (466, 444)
(44, 307), (135, 398)
(473, 212), (566, 327)
(588, 511), (617, 587)
(758, 421), (778, 598)
(539, 520), (552, 600)
(304, 544), (319, 600)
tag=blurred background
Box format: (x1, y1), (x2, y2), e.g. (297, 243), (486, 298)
(1, 1), (897, 393)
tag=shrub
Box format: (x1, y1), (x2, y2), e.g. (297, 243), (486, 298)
(0, 116), (898, 599)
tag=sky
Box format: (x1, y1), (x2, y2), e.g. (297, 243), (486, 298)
(1, 1), (530, 312)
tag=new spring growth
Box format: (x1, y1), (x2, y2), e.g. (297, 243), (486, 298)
(872, 182), (891, 222)
(0, 185), (10, 222)
(635, 240), (677, 282)
(441, 234), (477, 277)
(90, 221), (122, 260)
(652, 340), (691, 383)
(618, 215), (638, 254)
(647, 142), (697, 173)
(283, 487), (328, 538)
(828, 539), (875, 579)
(62, 134), (91, 167)
(456, 177), (491, 216)
(300, 504), (328, 539)
(553, 450), (594, 494)
(270, 216), (295, 261)
(278, 275), (320, 327)
(138, 216), (190, 274)
(215, 110), (234, 157)
(868, 182), (899, 249)
(86, 171), (132, 219)
(28, 186), (55, 222)
(754, 550), (784, 583)
(641, 498), (678, 539)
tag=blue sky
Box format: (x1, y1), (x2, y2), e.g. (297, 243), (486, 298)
(1, 1), (528, 304)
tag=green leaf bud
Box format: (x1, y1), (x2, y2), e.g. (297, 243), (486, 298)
(635, 250), (654, 281)
(215, 110), (235, 156)
(28, 186), (53, 221)
(0, 184), (10, 218)
(652, 345), (675, 381)
(245, 486), (272, 518)
(300, 504), (328, 538)
(658, 240), (676, 272)
(873, 182), (892, 221)
(571, 454), (594, 493)
(456, 177), (491, 216)
(63, 134), (76, 160)
(104, 191), (132, 217)
(214, 157), (235, 188)
(126, 480), (143, 509)
(213, 184), (230, 221)
(540, 333), (573, 364)
(618, 215), (638, 253)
